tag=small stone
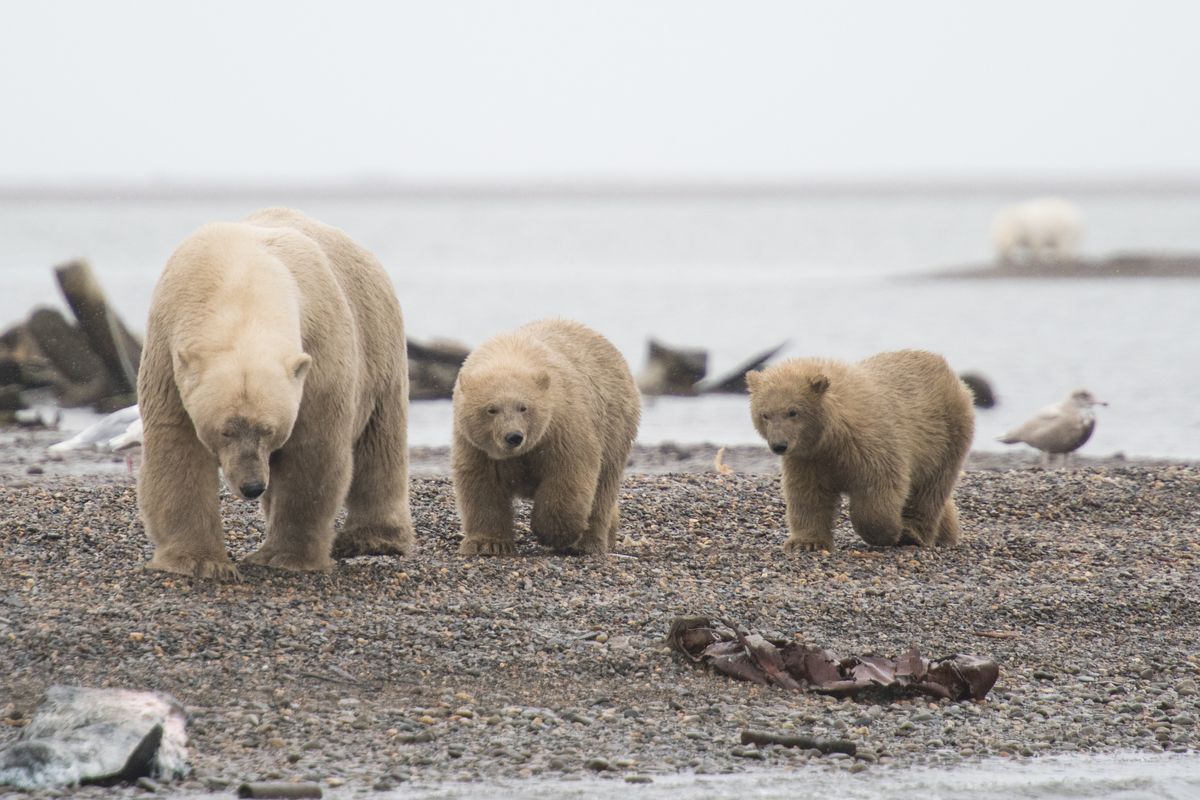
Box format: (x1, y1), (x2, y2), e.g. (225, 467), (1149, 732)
(625, 775), (654, 784)
(135, 777), (159, 792)
(585, 757), (610, 771)
(731, 747), (766, 760)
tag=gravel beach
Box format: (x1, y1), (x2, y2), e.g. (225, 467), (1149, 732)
(1, 428), (1198, 797)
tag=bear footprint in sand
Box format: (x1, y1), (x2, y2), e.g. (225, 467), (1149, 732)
(747, 349), (974, 552)
(452, 319), (641, 556)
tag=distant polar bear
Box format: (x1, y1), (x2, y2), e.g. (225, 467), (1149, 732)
(991, 197), (1083, 262)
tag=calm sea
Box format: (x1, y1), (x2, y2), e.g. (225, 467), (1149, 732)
(2, 188), (1198, 458)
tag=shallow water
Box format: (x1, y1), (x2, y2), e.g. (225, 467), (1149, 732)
(2, 190), (1199, 457)
(365, 753), (1200, 800)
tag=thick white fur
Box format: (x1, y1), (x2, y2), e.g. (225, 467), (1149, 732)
(991, 197), (1083, 262)
(137, 208), (413, 580)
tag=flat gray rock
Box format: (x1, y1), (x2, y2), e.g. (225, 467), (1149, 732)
(0, 685), (188, 789)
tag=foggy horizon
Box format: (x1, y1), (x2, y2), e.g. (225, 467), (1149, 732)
(4, 1), (1199, 185)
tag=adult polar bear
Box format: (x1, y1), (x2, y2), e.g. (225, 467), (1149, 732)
(137, 208), (414, 580)
(991, 197), (1084, 262)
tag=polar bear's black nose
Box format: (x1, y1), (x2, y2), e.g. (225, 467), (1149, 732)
(504, 432), (524, 448)
(241, 481), (266, 499)
(771, 442), (788, 455)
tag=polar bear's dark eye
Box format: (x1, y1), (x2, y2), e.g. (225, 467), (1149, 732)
(760, 413), (769, 421)
(486, 406), (498, 415)
(518, 404), (528, 413)
(787, 410), (798, 418)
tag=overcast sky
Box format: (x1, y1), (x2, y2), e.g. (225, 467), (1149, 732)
(2, 1), (1198, 184)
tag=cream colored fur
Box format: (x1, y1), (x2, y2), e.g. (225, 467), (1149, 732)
(991, 197), (1083, 262)
(137, 207), (413, 580)
(452, 319), (640, 555)
(747, 350), (974, 552)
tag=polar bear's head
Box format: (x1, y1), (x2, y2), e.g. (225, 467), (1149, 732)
(453, 366), (553, 460)
(746, 363), (830, 457)
(173, 345), (311, 500)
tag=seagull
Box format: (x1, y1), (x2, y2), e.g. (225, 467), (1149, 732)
(107, 415), (143, 453)
(48, 405), (142, 473)
(997, 389), (1106, 467)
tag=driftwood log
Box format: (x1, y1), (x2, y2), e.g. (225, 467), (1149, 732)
(407, 338), (470, 400)
(55, 261), (142, 395)
(639, 339), (786, 396)
(0, 262), (142, 414)
(0, 322), (58, 390)
(25, 308), (113, 407)
(637, 339), (708, 396)
(697, 341), (788, 394)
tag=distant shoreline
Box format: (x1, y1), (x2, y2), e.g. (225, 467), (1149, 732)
(5, 175), (1200, 203)
(919, 252), (1200, 280)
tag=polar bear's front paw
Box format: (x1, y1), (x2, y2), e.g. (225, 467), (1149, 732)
(899, 522), (938, 547)
(783, 536), (832, 554)
(530, 522), (586, 553)
(244, 547), (334, 571)
(558, 534), (609, 556)
(458, 536), (516, 556)
(332, 525), (414, 559)
(148, 552), (241, 582)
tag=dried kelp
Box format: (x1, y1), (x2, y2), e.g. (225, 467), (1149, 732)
(668, 615), (999, 701)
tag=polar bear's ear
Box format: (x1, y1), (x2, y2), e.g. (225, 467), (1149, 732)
(535, 370), (551, 391)
(745, 370), (762, 392)
(809, 374), (830, 395)
(288, 354), (312, 383)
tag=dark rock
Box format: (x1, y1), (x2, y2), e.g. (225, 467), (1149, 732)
(959, 372), (997, 408)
